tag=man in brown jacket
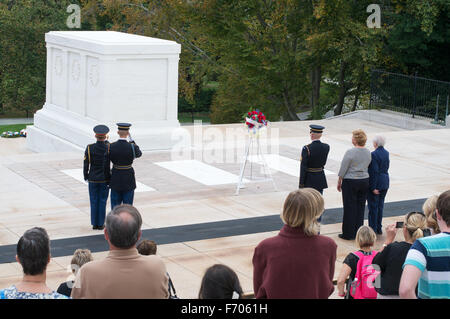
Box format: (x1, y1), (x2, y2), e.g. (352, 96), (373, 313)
(71, 204), (169, 299)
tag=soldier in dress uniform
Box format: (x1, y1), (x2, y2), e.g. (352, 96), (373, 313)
(299, 125), (330, 222)
(84, 125), (111, 230)
(109, 123), (142, 209)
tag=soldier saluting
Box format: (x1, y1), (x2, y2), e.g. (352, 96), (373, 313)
(299, 124), (330, 223)
(84, 125), (111, 230)
(109, 123), (142, 209)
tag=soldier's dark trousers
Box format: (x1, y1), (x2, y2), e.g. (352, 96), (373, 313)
(367, 189), (388, 234)
(341, 178), (369, 239)
(110, 189), (135, 210)
(88, 182), (109, 227)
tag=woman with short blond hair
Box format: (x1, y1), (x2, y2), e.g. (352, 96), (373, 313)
(281, 188), (324, 236)
(252, 188), (337, 298)
(422, 195), (440, 235)
(337, 129), (372, 239)
(352, 129), (367, 146)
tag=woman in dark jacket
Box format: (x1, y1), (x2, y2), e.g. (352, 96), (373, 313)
(252, 188), (337, 299)
(367, 135), (390, 234)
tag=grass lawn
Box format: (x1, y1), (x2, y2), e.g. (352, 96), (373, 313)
(0, 124), (29, 133)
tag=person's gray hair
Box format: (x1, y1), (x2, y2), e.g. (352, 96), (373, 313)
(373, 135), (386, 147)
(105, 204), (142, 249)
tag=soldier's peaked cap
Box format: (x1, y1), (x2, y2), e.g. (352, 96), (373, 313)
(309, 124), (325, 133)
(93, 124), (109, 135)
(117, 123), (132, 131)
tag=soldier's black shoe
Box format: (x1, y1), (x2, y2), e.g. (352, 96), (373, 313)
(338, 234), (354, 240)
(92, 225), (98, 230)
(97, 225), (105, 230)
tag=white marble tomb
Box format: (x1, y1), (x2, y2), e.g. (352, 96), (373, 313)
(27, 31), (184, 152)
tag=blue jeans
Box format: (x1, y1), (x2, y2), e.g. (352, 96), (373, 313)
(110, 189), (135, 210)
(368, 189), (388, 233)
(88, 182), (109, 227)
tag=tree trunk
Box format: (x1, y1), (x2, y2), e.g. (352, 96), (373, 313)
(352, 65), (364, 112)
(310, 65), (321, 110)
(283, 88), (300, 121)
(334, 61), (348, 116)
(352, 82), (361, 112)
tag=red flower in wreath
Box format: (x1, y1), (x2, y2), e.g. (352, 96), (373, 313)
(245, 109), (267, 130)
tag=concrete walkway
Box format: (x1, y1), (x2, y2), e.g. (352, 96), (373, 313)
(0, 116), (449, 298)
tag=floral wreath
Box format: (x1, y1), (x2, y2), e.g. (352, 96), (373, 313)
(245, 109), (267, 135)
(1, 129), (27, 138)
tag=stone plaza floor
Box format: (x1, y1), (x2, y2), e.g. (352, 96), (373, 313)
(0, 115), (449, 298)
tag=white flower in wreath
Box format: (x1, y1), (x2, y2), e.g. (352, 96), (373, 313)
(245, 117), (267, 137)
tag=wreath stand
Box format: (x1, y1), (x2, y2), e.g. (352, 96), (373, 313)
(235, 132), (277, 195)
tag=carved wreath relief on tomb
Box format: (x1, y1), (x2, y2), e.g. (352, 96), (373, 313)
(89, 64), (99, 87)
(71, 60), (81, 81)
(54, 55), (63, 76)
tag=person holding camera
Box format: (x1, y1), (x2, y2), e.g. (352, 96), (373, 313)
(372, 211), (428, 299)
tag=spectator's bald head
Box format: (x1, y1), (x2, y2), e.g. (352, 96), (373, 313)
(105, 205), (142, 249)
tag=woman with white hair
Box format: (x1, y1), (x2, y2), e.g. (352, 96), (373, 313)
(368, 135), (390, 234)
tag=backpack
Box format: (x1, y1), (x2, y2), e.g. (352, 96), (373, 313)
(349, 251), (380, 299)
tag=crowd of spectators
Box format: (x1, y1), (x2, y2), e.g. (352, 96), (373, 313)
(1, 189), (449, 299)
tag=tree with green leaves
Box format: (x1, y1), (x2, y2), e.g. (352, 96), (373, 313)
(184, 0), (320, 122)
(1, 0), (448, 123)
(381, 0), (450, 81)
(0, 0), (71, 117)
